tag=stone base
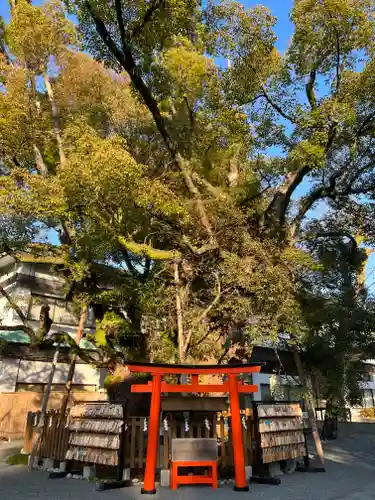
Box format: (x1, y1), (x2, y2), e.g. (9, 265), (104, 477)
(234, 485), (249, 492)
(83, 465), (96, 479)
(59, 461), (67, 472)
(160, 469), (170, 487)
(245, 465), (252, 480)
(141, 488), (156, 495)
(284, 458), (296, 473)
(43, 458), (54, 470)
(268, 461), (282, 477)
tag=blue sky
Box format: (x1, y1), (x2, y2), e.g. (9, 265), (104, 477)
(2, 0), (374, 281)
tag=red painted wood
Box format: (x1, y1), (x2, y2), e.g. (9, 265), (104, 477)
(143, 375), (161, 493)
(228, 374), (247, 490)
(127, 364), (261, 375)
(171, 461), (218, 490)
(237, 384), (258, 393)
(131, 382), (258, 394)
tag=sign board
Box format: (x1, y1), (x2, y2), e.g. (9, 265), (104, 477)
(171, 438), (218, 462)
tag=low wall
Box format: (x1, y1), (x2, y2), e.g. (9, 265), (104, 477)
(0, 391), (108, 440)
(338, 421), (375, 435)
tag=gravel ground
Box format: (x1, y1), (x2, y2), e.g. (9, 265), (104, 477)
(1, 432), (375, 500)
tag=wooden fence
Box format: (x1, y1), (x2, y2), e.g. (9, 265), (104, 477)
(24, 411), (254, 473)
(0, 392), (108, 441)
(23, 411), (70, 462)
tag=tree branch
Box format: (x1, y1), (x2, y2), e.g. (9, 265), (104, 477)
(245, 63), (296, 123)
(290, 186), (329, 238)
(0, 282), (28, 325)
(262, 88), (296, 124)
(50, 332), (105, 367)
(132, 0), (165, 38)
(263, 165), (311, 229)
(43, 74), (66, 166)
(191, 172), (228, 201)
(114, 0), (127, 53)
(33, 145), (48, 177)
(335, 32), (341, 93)
(181, 235), (218, 255)
(306, 69), (317, 109)
(142, 257), (151, 280)
(86, 1), (216, 242)
(300, 232), (358, 257)
(0, 324), (36, 343)
(118, 235), (181, 260)
(357, 113), (375, 137)
(183, 95), (195, 138)
(185, 275), (223, 355)
(119, 246), (138, 277)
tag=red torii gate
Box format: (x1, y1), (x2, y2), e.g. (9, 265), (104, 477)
(127, 361), (261, 494)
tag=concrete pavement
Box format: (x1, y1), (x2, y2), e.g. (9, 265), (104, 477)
(0, 432), (374, 499)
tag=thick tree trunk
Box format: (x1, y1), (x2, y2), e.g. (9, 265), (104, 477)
(291, 344), (325, 469)
(29, 345), (59, 470)
(43, 73), (66, 166)
(321, 398), (338, 440)
(60, 303), (88, 416)
(174, 260), (185, 363)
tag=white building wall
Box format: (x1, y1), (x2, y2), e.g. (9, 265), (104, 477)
(0, 358), (19, 392)
(252, 372), (300, 401)
(0, 258), (107, 394)
(0, 358), (107, 392)
(16, 360), (101, 387)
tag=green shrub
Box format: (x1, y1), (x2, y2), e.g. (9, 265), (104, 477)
(6, 454), (29, 466)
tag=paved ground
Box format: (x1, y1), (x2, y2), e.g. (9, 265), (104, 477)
(1, 431), (375, 500)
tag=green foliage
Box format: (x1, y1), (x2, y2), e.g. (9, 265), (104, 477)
(359, 407), (375, 419)
(7, 0), (76, 72)
(6, 454), (29, 466)
(103, 373), (123, 389)
(95, 311), (131, 345)
(300, 232), (375, 408)
(290, 0), (375, 75)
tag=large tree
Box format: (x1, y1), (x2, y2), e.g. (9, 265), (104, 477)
(2, 0), (375, 372)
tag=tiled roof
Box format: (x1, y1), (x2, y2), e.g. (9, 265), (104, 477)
(0, 329), (97, 350)
(0, 330), (31, 344)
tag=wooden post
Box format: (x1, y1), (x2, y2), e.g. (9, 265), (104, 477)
(163, 427), (169, 469)
(24, 412), (34, 454)
(228, 375), (249, 491)
(142, 375), (162, 495)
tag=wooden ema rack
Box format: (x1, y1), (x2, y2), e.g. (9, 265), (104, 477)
(256, 403), (306, 463)
(251, 402), (308, 485)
